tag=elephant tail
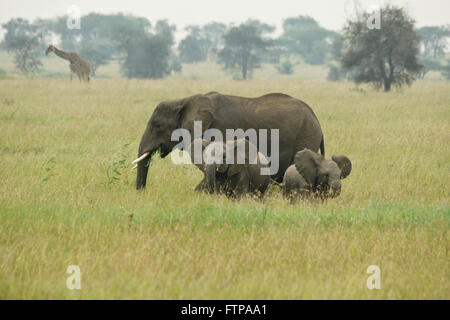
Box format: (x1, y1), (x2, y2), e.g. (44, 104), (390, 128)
(320, 135), (325, 156)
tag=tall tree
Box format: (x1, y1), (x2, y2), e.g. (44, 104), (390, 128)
(418, 56), (446, 78)
(326, 34), (357, 81)
(116, 19), (174, 79)
(154, 19), (176, 46)
(202, 22), (226, 50)
(218, 20), (273, 79)
(418, 26), (450, 59)
(2, 18), (45, 74)
(107, 14), (151, 54)
(48, 13), (152, 56)
(340, 5), (423, 91)
(122, 34), (171, 79)
(279, 16), (337, 64)
(178, 22), (227, 63)
(51, 16), (80, 52)
(442, 58), (450, 80)
(178, 34), (208, 63)
(79, 41), (110, 76)
(178, 25), (209, 63)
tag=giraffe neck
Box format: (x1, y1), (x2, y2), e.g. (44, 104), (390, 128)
(52, 47), (72, 61)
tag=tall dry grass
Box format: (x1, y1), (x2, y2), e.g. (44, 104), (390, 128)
(0, 77), (448, 299)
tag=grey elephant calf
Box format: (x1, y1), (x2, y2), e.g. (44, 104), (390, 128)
(283, 149), (352, 201)
(188, 138), (270, 198)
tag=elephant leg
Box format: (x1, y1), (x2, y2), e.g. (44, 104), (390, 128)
(302, 189), (313, 200)
(256, 183), (269, 199)
(230, 172), (250, 198)
(283, 185), (298, 203)
(318, 191), (329, 202)
(285, 184), (311, 203)
(254, 187), (267, 201)
(282, 183), (292, 199)
(70, 70), (73, 81)
(194, 178), (209, 193)
(288, 192), (297, 204)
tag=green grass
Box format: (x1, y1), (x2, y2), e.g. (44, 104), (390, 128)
(0, 75), (449, 299)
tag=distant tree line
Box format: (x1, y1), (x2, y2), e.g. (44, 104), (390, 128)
(1, 7), (449, 88)
(0, 14), (343, 79)
(1, 14), (178, 78)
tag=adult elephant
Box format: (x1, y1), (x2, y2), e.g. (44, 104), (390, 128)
(133, 92), (325, 190)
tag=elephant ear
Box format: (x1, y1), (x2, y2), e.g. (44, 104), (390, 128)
(177, 94), (215, 135)
(294, 149), (322, 186)
(227, 139), (249, 177)
(332, 155), (352, 179)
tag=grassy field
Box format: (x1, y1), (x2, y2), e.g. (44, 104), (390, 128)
(0, 72), (449, 299)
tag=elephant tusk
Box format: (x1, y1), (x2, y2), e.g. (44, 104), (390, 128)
(131, 152), (150, 165)
(132, 164), (137, 170)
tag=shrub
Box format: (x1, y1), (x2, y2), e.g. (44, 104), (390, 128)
(277, 61), (294, 74)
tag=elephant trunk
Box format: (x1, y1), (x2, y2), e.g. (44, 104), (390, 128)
(135, 149), (156, 190)
(205, 163), (217, 193)
(330, 180), (341, 198)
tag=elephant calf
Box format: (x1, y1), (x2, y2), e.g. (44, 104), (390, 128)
(188, 138), (271, 198)
(283, 149), (352, 201)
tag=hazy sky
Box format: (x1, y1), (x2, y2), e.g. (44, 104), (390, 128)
(1, 0), (449, 38)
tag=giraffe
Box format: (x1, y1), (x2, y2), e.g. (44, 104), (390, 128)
(45, 45), (91, 82)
